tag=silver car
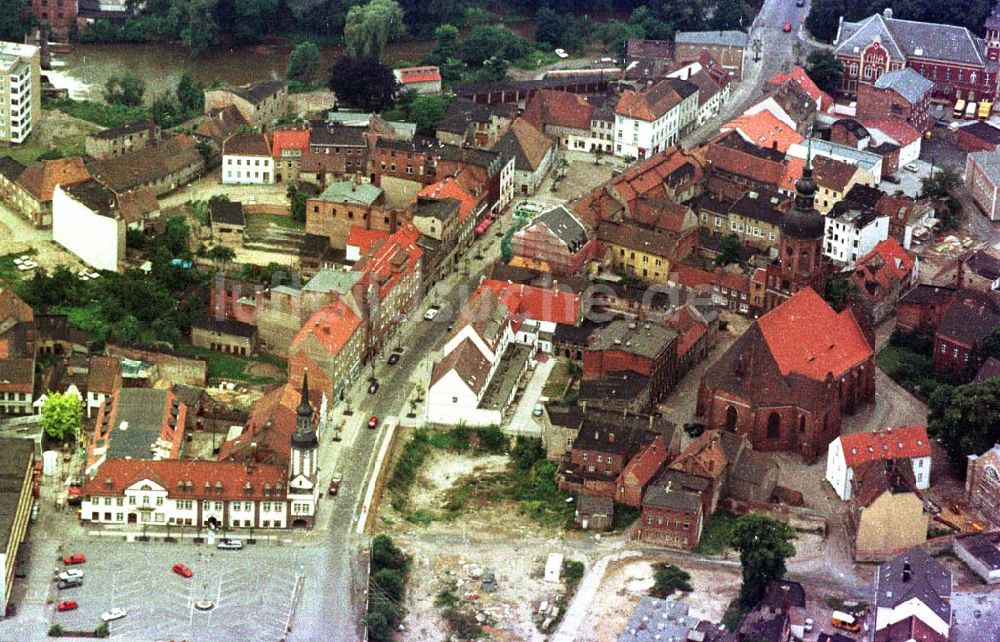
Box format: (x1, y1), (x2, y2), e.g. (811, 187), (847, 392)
(216, 538), (244, 550)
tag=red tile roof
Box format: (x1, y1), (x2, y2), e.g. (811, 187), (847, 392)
(522, 89), (594, 131)
(722, 110), (804, 153)
(354, 223), (423, 300)
(271, 129), (310, 157)
(757, 287), (873, 381)
(417, 176), (480, 223)
(621, 435), (668, 488)
(614, 79), (685, 121)
(839, 426), (931, 467)
(395, 65), (442, 84)
(768, 67), (833, 111)
(346, 226), (390, 255)
(860, 118), (921, 147)
(0, 357), (33, 393)
(222, 382), (322, 464)
(704, 140), (786, 188)
(82, 458), (288, 502)
(17, 157), (91, 202)
(479, 279), (581, 325)
(290, 298), (361, 358)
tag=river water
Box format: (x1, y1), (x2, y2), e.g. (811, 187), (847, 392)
(47, 37), (439, 101)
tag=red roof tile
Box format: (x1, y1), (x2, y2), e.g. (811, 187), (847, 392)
(522, 90), (594, 132)
(860, 118), (921, 147)
(768, 67), (833, 111)
(839, 426), (931, 467)
(621, 435), (668, 488)
(346, 227), (390, 255)
(82, 458), (288, 502)
(723, 111), (804, 154)
(418, 176), (481, 223)
(757, 287), (873, 380)
(17, 157), (91, 202)
(705, 140), (786, 188)
(290, 298), (361, 358)
(614, 79), (685, 121)
(395, 66), (442, 84)
(479, 279), (581, 325)
(271, 129), (310, 157)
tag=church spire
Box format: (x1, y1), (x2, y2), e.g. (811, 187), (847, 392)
(292, 372), (318, 449)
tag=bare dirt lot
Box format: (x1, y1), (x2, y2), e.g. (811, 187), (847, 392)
(581, 557), (741, 642)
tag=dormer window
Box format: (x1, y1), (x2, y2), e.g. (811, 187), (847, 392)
(244, 482), (252, 495)
(104, 478), (113, 489)
(204, 481), (211, 492)
(215, 481), (223, 494)
(264, 483), (272, 497)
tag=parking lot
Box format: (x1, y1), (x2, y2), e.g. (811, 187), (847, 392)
(48, 538), (312, 641)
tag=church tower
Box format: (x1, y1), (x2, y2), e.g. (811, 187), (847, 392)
(288, 373), (319, 527)
(766, 145), (827, 310)
(986, 1), (1000, 62)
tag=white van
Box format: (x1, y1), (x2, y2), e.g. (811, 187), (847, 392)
(216, 538), (244, 550)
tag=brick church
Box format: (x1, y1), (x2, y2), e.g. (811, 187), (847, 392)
(834, 6), (1000, 104)
(695, 287), (875, 462)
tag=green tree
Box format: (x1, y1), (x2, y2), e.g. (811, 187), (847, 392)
(426, 23), (460, 65)
(460, 26), (531, 67)
(921, 168), (962, 198)
(596, 19), (645, 56)
(344, 0), (406, 60)
(805, 50), (845, 96)
(207, 244), (236, 268)
(0, 0), (35, 42)
(535, 7), (566, 48)
(371, 534), (409, 572)
(406, 94), (450, 136)
(709, 0), (751, 31)
(181, 0), (219, 56)
(287, 185), (308, 222)
(372, 568), (405, 602)
(979, 325), (1000, 362)
(176, 73), (204, 116)
(287, 41), (322, 85)
(151, 93), (181, 127)
(328, 56), (399, 111)
(41, 392), (83, 443)
(928, 379), (1000, 471)
(823, 277), (862, 311)
(163, 216), (192, 257)
(651, 563), (693, 597)
(805, 0), (847, 42)
(104, 72), (146, 107)
(716, 233), (742, 266)
(729, 515), (797, 607)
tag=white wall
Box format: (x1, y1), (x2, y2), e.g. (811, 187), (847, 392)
(52, 185), (123, 272)
(223, 154), (274, 185)
(826, 438), (851, 500)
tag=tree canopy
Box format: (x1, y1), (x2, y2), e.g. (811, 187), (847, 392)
(176, 73), (204, 115)
(328, 56), (399, 111)
(287, 41), (323, 85)
(729, 515), (797, 607)
(344, 0), (406, 60)
(805, 50), (845, 95)
(104, 72), (146, 107)
(0, 0), (35, 42)
(41, 392), (83, 443)
(928, 378), (1000, 472)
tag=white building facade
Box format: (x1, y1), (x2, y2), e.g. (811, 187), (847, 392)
(52, 184), (125, 272)
(826, 427), (932, 500)
(0, 42), (40, 144)
(824, 208), (890, 266)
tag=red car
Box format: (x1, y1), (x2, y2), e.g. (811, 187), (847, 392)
(368, 415), (379, 429)
(62, 553), (86, 565)
(57, 600), (78, 612)
(172, 563), (193, 578)
(783, 22), (793, 32)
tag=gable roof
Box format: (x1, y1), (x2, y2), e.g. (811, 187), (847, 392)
(209, 200), (245, 227)
(430, 336), (491, 393)
(271, 129), (310, 157)
(290, 299), (361, 358)
(91, 118), (156, 141)
(615, 79), (688, 121)
(86, 355), (121, 395)
(854, 237), (915, 302)
(83, 458), (288, 502)
(479, 279), (581, 326)
(876, 548), (952, 624)
(836, 12), (985, 67)
(937, 290), (1000, 347)
(522, 90), (594, 131)
(768, 66), (833, 111)
(226, 80), (286, 105)
(862, 118), (920, 147)
(525, 204), (589, 251)
(195, 105), (247, 141)
(492, 118), (554, 172)
(838, 426), (931, 467)
(722, 110), (804, 154)
(757, 287), (872, 381)
(394, 65), (441, 85)
(88, 135), (202, 193)
(873, 67), (935, 104)
(417, 175), (481, 223)
(346, 226), (390, 255)
(17, 157), (91, 202)
(223, 132), (271, 157)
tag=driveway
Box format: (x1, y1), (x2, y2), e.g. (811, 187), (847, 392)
(506, 357), (555, 437)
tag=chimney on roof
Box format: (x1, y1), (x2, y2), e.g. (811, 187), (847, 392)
(609, 432), (616, 443)
(902, 561), (912, 582)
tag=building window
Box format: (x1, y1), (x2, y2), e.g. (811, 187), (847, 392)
(767, 412), (781, 440)
(156, 497), (163, 506)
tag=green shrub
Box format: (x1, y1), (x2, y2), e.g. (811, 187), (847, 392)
(563, 560), (585, 589)
(371, 534), (409, 573)
(53, 99), (151, 128)
(94, 622), (110, 638)
(48, 624), (64, 637)
(651, 563), (693, 597)
(372, 568), (405, 602)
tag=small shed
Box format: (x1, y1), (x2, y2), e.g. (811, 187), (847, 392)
(544, 552), (564, 583)
(209, 200), (247, 244)
(574, 494), (614, 531)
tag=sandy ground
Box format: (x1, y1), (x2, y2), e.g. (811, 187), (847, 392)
(409, 451), (510, 512)
(580, 557), (741, 642)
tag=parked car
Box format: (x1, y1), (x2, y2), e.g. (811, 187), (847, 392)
(62, 553), (86, 565)
(783, 22), (793, 32)
(57, 577), (83, 590)
(329, 473), (342, 496)
(532, 404), (544, 417)
(56, 600), (78, 612)
(883, 174), (901, 184)
(58, 569), (83, 581)
(554, 48), (568, 59)
(368, 415), (379, 429)
(172, 563), (193, 578)
(388, 352), (400, 365)
(101, 608), (127, 622)
(831, 611), (860, 632)
(216, 538), (244, 550)
(423, 307), (440, 320)
(368, 380), (379, 394)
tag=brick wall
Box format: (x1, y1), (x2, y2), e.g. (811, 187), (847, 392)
(105, 344), (208, 387)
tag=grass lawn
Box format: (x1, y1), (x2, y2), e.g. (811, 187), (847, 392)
(51, 99), (151, 129)
(61, 304), (107, 336)
(694, 510), (739, 555)
(542, 359), (572, 399)
(512, 47), (563, 70)
(875, 344), (944, 399)
(2, 135), (87, 164)
(0, 249), (37, 285)
(180, 344), (285, 385)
